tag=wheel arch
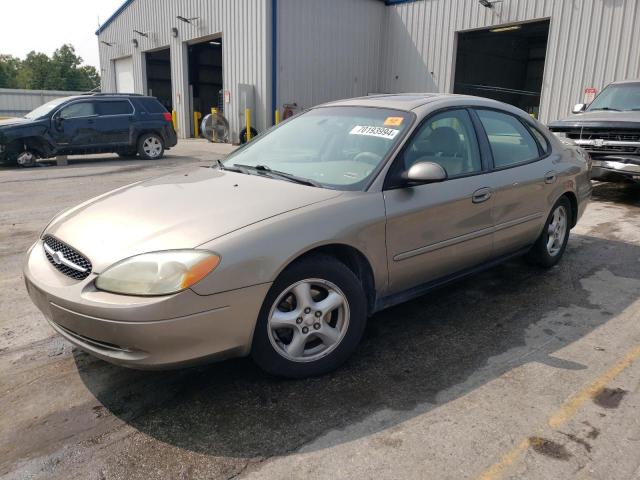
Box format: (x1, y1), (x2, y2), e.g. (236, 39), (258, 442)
(280, 243), (377, 315)
(560, 190), (578, 228)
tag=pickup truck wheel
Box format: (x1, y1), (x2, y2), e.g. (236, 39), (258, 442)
(137, 134), (164, 160)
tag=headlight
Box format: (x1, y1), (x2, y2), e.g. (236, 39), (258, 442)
(95, 250), (220, 296)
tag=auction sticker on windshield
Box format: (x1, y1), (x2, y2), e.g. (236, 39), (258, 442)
(349, 125), (399, 140)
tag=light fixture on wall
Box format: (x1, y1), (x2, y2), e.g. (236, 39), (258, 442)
(171, 27), (179, 37)
(176, 15), (199, 24)
(479, 0), (503, 7)
(490, 25), (521, 33)
(133, 29), (148, 37)
(132, 38), (139, 48)
(100, 40), (114, 47)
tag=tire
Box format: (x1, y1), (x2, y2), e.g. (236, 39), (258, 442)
(239, 127), (258, 144)
(525, 196), (572, 268)
(251, 255), (367, 378)
(137, 134), (164, 160)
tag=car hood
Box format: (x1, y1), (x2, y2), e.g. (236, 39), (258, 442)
(0, 117), (33, 128)
(549, 110), (640, 129)
(46, 167), (342, 271)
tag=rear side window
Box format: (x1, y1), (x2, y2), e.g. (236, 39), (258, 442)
(96, 101), (133, 116)
(476, 109), (540, 168)
(139, 98), (168, 114)
(528, 126), (550, 155)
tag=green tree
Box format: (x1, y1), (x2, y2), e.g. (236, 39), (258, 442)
(0, 54), (21, 88)
(0, 44), (100, 91)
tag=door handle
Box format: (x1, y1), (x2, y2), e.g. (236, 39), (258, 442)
(544, 171), (557, 184)
(472, 187), (492, 204)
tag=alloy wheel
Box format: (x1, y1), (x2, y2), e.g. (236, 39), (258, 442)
(546, 205), (567, 256)
(142, 137), (162, 158)
(267, 278), (350, 362)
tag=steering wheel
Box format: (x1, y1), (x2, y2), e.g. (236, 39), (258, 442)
(353, 151), (382, 166)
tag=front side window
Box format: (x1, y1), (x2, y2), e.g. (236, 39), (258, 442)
(222, 106), (413, 190)
(476, 109), (540, 168)
(59, 102), (96, 119)
(97, 101), (134, 116)
(402, 109), (481, 177)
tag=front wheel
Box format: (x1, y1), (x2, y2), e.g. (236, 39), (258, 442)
(137, 134), (164, 160)
(526, 196), (572, 268)
(251, 255), (367, 378)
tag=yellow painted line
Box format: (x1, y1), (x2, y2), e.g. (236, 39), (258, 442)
(478, 344), (640, 480)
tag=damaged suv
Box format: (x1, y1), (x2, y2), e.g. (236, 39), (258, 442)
(0, 93), (177, 167)
(549, 80), (640, 184)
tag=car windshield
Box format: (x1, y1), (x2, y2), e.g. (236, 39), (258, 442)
(587, 83), (640, 112)
(24, 97), (69, 119)
(222, 106), (413, 190)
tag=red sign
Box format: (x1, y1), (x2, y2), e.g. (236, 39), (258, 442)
(584, 88), (597, 104)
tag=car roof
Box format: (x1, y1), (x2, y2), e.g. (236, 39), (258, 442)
(609, 79), (640, 86)
(318, 93), (527, 114)
(63, 93), (155, 102)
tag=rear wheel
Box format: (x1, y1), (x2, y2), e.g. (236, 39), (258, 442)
(526, 196), (571, 268)
(137, 134), (164, 160)
(251, 255), (367, 378)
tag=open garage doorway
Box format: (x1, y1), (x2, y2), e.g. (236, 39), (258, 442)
(454, 20), (550, 118)
(145, 48), (172, 111)
(188, 36), (223, 137)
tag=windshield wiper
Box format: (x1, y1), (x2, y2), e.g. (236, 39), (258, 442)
(590, 107), (621, 111)
(232, 164), (321, 187)
(216, 159), (247, 174)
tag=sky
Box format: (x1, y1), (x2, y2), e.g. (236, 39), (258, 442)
(0, 0), (124, 69)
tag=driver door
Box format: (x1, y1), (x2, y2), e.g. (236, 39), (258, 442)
(53, 101), (98, 150)
(383, 108), (494, 294)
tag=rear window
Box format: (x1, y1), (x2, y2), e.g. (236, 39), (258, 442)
(138, 98), (168, 114)
(96, 100), (134, 116)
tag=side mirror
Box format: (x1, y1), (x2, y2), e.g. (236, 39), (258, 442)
(572, 103), (587, 114)
(402, 161), (448, 186)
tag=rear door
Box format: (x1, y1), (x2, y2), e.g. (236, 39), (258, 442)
(384, 108), (495, 294)
(472, 108), (553, 257)
(93, 100), (135, 146)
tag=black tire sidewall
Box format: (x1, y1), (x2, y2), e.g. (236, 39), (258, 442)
(137, 134), (164, 160)
(251, 255), (367, 378)
(528, 196), (572, 268)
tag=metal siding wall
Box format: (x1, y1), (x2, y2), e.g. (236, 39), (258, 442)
(380, 0), (640, 123)
(97, 0), (270, 141)
(276, 0), (385, 112)
(0, 88), (85, 117)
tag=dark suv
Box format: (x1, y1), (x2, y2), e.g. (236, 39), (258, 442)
(0, 93), (177, 167)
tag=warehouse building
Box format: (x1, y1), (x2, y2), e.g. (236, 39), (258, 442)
(97, 0), (640, 142)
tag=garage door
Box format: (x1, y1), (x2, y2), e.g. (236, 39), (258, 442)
(114, 56), (135, 93)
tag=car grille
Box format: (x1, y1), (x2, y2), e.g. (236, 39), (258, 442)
(42, 235), (92, 280)
(566, 129), (640, 155)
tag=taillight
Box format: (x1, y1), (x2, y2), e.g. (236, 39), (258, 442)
(163, 112), (172, 122)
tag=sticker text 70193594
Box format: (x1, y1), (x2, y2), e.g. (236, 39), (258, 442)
(349, 125), (400, 140)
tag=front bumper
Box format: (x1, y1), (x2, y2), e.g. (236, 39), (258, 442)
(24, 240), (271, 369)
(591, 156), (640, 183)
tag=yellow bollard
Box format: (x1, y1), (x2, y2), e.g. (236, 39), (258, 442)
(245, 108), (251, 142)
(211, 107), (217, 117)
(171, 110), (178, 132)
(275, 109), (280, 125)
(193, 111), (201, 138)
